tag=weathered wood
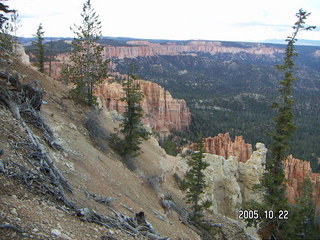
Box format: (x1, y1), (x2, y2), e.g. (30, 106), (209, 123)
(85, 191), (116, 206)
(0, 82), (71, 192)
(144, 232), (170, 240)
(0, 224), (23, 233)
(0, 86), (21, 119)
(0, 71), (18, 86)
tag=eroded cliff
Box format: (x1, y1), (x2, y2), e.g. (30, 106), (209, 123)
(103, 41), (284, 59)
(190, 133), (253, 163)
(183, 134), (320, 218)
(95, 79), (191, 136)
(284, 155), (320, 208)
(175, 143), (267, 218)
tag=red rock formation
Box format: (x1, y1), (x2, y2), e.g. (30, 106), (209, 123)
(284, 155), (320, 208)
(190, 133), (253, 162)
(44, 53), (70, 79)
(103, 41), (284, 59)
(189, 134), (320, 208)
(95, 79), (191, 137)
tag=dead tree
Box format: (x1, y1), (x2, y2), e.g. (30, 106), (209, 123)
(0, 72), (71, 191)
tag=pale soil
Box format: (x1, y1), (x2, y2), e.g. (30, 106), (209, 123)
(0, 54), (199, 240)
(0, 52), (256, 240)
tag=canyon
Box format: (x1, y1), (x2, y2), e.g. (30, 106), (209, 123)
(44, 40), (285, 79)
(43, 55), (192, 136)
(36, 40), (320, 212)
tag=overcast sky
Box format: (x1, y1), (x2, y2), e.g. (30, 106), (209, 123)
(7, 0), (320, 43)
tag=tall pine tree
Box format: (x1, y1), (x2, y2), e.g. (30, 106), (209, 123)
(242, 9), (315, 239)
(32, 23), (45, 73)
(183, 140), (211, 222)
(62, 0), (108, 106)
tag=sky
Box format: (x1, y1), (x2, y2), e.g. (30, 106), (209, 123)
(7, 0), (320, 43)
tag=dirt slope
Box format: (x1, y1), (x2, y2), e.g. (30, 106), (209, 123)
(0, 48), (258, 240)
(0, 51), (199, 240)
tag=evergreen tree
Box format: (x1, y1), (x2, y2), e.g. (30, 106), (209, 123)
(242, 9), (315, 239)
(113, 66), (150, 160)
(295, 177), (320, 239)
(0, 1), (15, 52)
(62, 0), (108, 106)
(48, 38), (53, 77)
(0, 0), (14, 29)
(32, 23), (45, 73)
(183, 140), (211, 222)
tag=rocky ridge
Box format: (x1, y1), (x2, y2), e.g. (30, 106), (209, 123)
(190, 133), (253, 163)
(186, 133), (320, 217)
(95, 79), (191, 136)
(175, 143), (267, 218)
(103, 41), (284, 59)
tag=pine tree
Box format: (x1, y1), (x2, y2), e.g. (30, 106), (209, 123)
(61, 0), (108, 106)
(183, 140), (211, 222)
(295, 177), (320, 239)
(32, 23), (45, 73)
(0, 0), (14, 29)
(48, 38), (53, 77)
(0, 1), (15, 52)
(242, 9), (315, 239)
(113, 66), (150, 160)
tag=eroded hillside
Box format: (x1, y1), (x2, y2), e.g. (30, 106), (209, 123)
(0, 49), (199, 240)
(0, 46), (262, 240)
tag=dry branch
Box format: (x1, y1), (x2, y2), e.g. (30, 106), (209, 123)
(0, 224), (23, 233)
(85, 191), (116, 206)
(0, 72), (71, 192)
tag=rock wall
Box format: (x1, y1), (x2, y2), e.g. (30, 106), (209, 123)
(175, 143), (267, 218)
(314, 50), (320, 57)
(13, 43), (30, 66)
(44, 54), (70, 79)
(44, 41), (284, 79)
(179, 137), (320, 218)
(95, 79), (191, 137)
(284, 155), (320, 208)
(104, 41), (284, 59)
(190, 133), (253, 162)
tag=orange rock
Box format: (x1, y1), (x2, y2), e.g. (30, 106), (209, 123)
(284, 155), (320, 208)
(95, 79), (191, 137)
(191, 135), (320, 209)
(190, 133), (253, 163)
